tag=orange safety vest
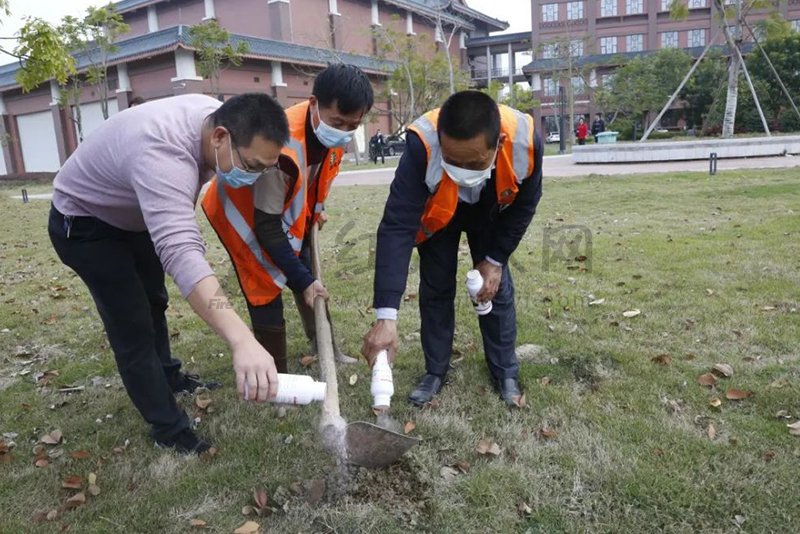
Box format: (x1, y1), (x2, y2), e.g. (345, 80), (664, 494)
(407, 105), (535, 243)
(201, 100), (344, 306)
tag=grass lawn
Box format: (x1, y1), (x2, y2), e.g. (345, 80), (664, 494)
(1, 168), (799, 533)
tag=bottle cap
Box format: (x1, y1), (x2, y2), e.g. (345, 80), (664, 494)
(466, 269), (480, 281)
(373, 395), (391, 407)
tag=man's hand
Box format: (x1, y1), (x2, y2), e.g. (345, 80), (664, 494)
(475, 260), (502, 303)
(303, 279), (329, 309)
(361, 320), (399, 367)
(317, 211), (328, 230)
(231, 336), (279, 402)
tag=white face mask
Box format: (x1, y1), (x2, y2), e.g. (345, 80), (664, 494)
(314, 103), (356, 148)
(441, 144), (498, 188)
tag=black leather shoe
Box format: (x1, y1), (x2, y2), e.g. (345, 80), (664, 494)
(155, 428), (214, 455)
(408, 374), (445, 406)
(495, 377), (523, 406)
(171, 373), (222, 395)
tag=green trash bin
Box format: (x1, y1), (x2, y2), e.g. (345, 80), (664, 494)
(596, 131), (619, 144)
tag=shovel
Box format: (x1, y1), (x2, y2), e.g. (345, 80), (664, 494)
(309, 223), (419, 469)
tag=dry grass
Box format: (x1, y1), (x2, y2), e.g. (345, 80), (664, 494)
(1, 168), (799, 533)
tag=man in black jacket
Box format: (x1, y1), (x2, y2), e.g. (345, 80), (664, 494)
(361, 91), (544, 406)
(591, 113), (605, 142)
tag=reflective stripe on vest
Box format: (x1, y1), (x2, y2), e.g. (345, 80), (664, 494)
(408, 104), (535, 243)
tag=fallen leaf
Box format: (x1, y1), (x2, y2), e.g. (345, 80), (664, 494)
(540, 428), (558, 439)
(195, 397), (212, 410)
(763, 450), (776, 461)
(35, 459), (49, 468)
(540, 376), (551, 386)
(705, 288), (714, 296)
(698, 373), (717, 387)
(233, 520), (260, 534)
(70, 450), (91, 460)
(64, 493), (86, 510)
(62, 475), (83, 490)
(711, 364), (733, 378)
(770, 379), (787, 389)
(34, 513), (47, 524)
(242, 505), (255, 516)
(788, 421), (800, 436)
(475, 438), (502, 456)
(760, 306), (777, 311)
(253, 487), (269, 509)
(348, 374), (358, 386)
(87, 473), (96, 486)
(725, 389), (754, 400)
(589, 298), (605, 306)
(440, 466), (460, 480)
(511, 393), (526, 408)
(88, 485), (100, 496)
(622, 309), (641, 318)
(40, 430), (63, 445)
(651, 354), (671, 366)
(707, 424), (716, 439)
(403, 422), (416, 434)
(299, 354), (317, 368)
(452, 459), (471, 473)
(190, 519), (207, 527)
(575, 255), (587, 262)
(46, 510), (59, 521)
(654, 448), (664, 457)
(709, 397), (722, 408)
(518, 501), (532, 516)
(684, 354), (696, 361)
(775, 410), (791, 419)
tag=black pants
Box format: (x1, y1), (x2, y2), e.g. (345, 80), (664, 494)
(246, 239), (312, 326)
(48, 205), (189, 441)
(417, 203), (519, 380)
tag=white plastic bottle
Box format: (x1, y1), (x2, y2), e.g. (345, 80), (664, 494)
(371, 350), (394, 408)
(466, 269), (493, 315)
(243, 374), (326, 405)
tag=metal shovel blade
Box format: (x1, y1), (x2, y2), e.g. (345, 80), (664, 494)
(345, 421), (421, 469)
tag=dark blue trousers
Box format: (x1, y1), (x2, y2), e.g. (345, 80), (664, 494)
(417, 202), (519, 380)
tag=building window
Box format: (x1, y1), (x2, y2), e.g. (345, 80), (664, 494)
(571, 76), (585, 94)
(542, 3), (558, 22)
(661, 31), (678, 48)
(626, 33), (644, 52)
(793, 20), (800, 32)
(544, 77), (558, 97)
(542, 42), (558, 59)
(514, 50), (532, 74)
(567, 1), (584, 20)
(571, 39), (584, 57)
(626, 0), (643, 15)
(329, 0), (338, 15)
(688, 0), (706, 8)
(688, 28), (705, 47)
(600, 0), (618, 17)
(601, 73), (615, 87)
(600, 36), (618, 54)
(660, 0), (669, 11)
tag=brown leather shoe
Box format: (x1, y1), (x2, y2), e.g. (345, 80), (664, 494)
(253, 322), (287, 374)
(292, 291), (357, 365)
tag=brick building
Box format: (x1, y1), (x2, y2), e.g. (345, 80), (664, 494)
(467, 0), (800, 134)
(0, 0), (506, 174)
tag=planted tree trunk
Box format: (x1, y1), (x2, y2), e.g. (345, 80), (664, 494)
(721, 49), (740, 139)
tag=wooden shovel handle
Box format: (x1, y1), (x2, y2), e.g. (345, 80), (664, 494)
(310, 223), (340, 420)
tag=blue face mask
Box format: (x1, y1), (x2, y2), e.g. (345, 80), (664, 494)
(215, 134), (262, 188)
(314, 103), (356, 148)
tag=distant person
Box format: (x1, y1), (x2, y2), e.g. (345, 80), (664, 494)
(128, 96), (146, 107)
(591, 113), (605, 143)
(49, 93), (289, 454)
(576, 117), (588, 146)
(370, 128), (386, 164)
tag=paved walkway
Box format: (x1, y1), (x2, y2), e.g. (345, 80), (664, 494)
(9, 154), (799, 200)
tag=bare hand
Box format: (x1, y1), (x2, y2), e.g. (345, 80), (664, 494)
(475, 260), (502, 303)
(232, 336), (279, 402)
(317, 211), (328, 230)
(361, 320), (399, 367)
(303, 279), (329, 309)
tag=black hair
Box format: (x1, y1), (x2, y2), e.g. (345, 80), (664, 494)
(129, 96), (146, 106)
(437, 90), (501, 148)
(312, 63), (374, 115)
(210, 92), (290, 147)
